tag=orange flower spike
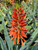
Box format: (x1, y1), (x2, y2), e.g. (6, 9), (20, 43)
(9, 33), (13, 36)
(11, 35), (17, 40)
(10, 21), (15, 23)
(22, 23), (27, 25)
(13, 7), (17, 11)
(23, 29), (27, 32)
(20, 21), (26, 24)
(20, 23), (27, 27)
(21, 23), (27, 27)
(13, 35), (17, 44)
(12, 11), (17, 14)
(9, 31), (17, 36)
(17, 29), (20, 44)
(20, 18), (26, 23)
(9, 7), (27, 45)
(12, 13), (17, 16)
(11, 19), (17, 22)
(9, 24), (17, 27)
(21, 15), (25, 18)
(21, 9), (25, 12)
(10, 21), (18, 25)
(20, 18), (23, 22)
(19, 7), (21, 11)
(12, 16), (18, 20)
(20, 12), (23, 15)
(20, 35), (26, 42)
(21, 39), (23, 46)
(20, 28), (26, 31)
(12, 11), (17, 16)
(21, 28), (27, 32)
(23, 12), (26, 15)
(9, 28), (17, 31)
(19, 6), (23, 11)
(21, 31), (27, 38)
(17, 33), (19, 44)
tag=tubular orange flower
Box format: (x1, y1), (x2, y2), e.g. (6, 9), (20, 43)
(9, 7), (27, 45)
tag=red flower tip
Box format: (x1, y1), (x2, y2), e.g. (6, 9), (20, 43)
(19, 7), (21, 11)
(21, 9), (25, 12)
(9, 7), (27, 45)
(13, 7), (17, 11)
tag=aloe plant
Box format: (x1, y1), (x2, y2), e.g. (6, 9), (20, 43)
(0, 0), (38, 50)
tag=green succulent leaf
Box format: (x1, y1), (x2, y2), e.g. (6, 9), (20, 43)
(0, 37), (7, 50)
(1, 15), (13, 50)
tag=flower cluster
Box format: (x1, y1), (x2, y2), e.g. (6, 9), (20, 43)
(9, 7), (27, 45)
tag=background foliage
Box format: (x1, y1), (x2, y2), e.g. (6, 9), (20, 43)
(0, 0), (38, 50)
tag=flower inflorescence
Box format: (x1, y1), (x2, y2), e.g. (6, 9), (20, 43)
(9, 7), (27, 45)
